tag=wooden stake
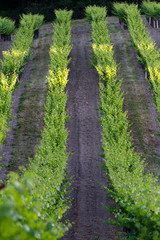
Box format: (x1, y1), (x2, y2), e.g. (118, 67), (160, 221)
(157, 20), (159, 28)
(153, 20), (156, 28)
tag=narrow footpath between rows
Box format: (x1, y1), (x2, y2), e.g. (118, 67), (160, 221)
(108, 17), (160, 178)
(63, 19), (120, 240)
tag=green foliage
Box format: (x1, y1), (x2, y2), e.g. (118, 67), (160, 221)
(89, 5), (160, 239)
(85, 5), (107, 23)
(0, 9), (72, 239)
(20, 13), (44, 31)
(141, 0), (160, 18)
(1, 49), (27, 76)
(0, 73), (16, 143)
(112, 2), (128, 20)
(0, 17), (15, 35)
(53, 22), (72, 48)
(91, 20), (111, 45)
(55, 9), (73, 24)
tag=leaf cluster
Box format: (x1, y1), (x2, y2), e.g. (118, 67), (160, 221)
(55, 9), (73, 24)
(85, 5), (107, 23)
(112, 2), (128, 21)
(20, 13), (44, 31)
(0, 17), (15, 35)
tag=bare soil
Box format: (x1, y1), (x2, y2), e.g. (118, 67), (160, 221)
(108, 17), (160, 178)
(0, 39), (12, 62)
(63, 19), (121, 240)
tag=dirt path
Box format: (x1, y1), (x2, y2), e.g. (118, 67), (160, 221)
(0, 39), (12, 63)
(0, 24), (53, 180)
(108, 17), (160, 178)
(63, 20), (120, 240)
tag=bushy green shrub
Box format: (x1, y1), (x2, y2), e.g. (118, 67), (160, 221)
(85, 5), (107, 23)
(0, 17), (15, 35)
(20, 13), (44, 31)
(88, 5), (160, 239)
(112, 2), (128, 20)
(55, 9), (73, 24)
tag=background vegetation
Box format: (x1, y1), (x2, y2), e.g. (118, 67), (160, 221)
(1, 0), (143, 21)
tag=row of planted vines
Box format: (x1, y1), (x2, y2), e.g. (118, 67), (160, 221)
(0, 9), (72, 239)
(114, 2), (160, 142)
(86, 5), (160, 239)
(0, 13), (43, 148)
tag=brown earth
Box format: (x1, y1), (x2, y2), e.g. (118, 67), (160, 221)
(108, 17), (160, 178)
(62, 19), (121, 240)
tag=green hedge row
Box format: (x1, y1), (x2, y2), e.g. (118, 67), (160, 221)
(0, 9), (72, 239)
(0, 14), (43, 146)
(0, 16), (15, 35)
(87, 5), (160, 239)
